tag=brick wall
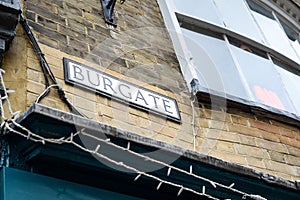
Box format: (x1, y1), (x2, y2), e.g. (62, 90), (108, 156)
(2, 0), (300, 181)
(195, 104), (300, 180)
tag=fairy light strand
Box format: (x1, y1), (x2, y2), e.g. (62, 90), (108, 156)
(79, 130), (265, 198)
(4, 123), (220, 200)
(0, 69), (267, 200)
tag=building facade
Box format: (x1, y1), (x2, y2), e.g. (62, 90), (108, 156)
(0, 0), (300, 199)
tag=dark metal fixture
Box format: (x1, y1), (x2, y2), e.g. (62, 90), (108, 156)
(100, 0), (125, 27)
(0, 0), (21, 53)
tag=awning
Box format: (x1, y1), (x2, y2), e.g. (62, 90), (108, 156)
(4, 103), (300, 199)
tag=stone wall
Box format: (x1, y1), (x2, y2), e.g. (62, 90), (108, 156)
(2, 0), (300, 181)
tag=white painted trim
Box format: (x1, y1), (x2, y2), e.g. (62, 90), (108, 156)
(259, 0), (300, 31)
(156, 0), (199, 91)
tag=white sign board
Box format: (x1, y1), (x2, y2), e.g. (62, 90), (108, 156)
(63, 58), (181, 122)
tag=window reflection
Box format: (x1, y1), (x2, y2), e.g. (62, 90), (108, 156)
(173, 0), (224, 26)
(246, 0), (300, 64)
(280, 20), (300, 60)
(171, 0), (300, 119)
(213, 0), (265, 44)
(253, 85), (285, 110)
(230, 44), (295, 112)
(276, 66), (300, 115)
(181, 28), (249, 100)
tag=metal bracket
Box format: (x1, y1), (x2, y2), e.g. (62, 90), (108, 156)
(100, 0), (125, 27)
(0, 0), (21, 52)
(190, 78), (200, 97)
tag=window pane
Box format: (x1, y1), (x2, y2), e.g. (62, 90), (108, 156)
(247, 0), (300, 64)
(174, 0), (224, 26)
(181, 28), (249, 100)
(276, 66), (300, 116)
(291, 37), (300, 59)
(231, 45), (295, 113)
(213, 0), (265, 44)
(280, 20), (300, 59)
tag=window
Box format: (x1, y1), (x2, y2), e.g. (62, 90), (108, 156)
(230, 44), (295, 113)
(181, 28), (249, 100)
(158, 0), (300, 120)
(173, 0), (223, 26)
(280, 19), (300, 59)
(276, 65), (300, 115)
(213, 0), (266, 44)
(246, 0), (300, 63)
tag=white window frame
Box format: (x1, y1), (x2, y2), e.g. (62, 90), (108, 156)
(157, 0), (199, 92)
(157, 0), (300, 90)
(157, 0), (300, 122)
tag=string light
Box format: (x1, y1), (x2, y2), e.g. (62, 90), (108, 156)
(78, 130), (269, 199)
(126, 141), (130, 150)
(134, 173), (142, 181)
(0, 69), (17, 116)
(35, 84), (59, 104)
(69, 133), (74, 142)
(94, 144), (101, 153)
(189, 165), (193, 174)
(3, 122), (220, 199)
(0, 100), (5, 120)
(210, 181), (217, 188)
(19, 16), (86, 117)
(156, 182), (163, 190)
(0, 69), (267, 200)
(243, 195), (267, 200)
(167, 167), (172, 176)
(79, 130), (245, 195)
(26, 132), (31, 140)
(177, 186), (184, 196)
(4, 121), (265, 200)
(191, 97), (197, 151)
